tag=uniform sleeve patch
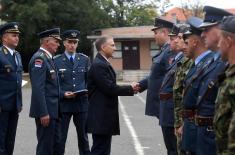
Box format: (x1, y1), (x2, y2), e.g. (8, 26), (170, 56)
(34, 59), (43, 68)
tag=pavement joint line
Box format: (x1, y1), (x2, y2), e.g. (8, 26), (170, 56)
(119, 97), (145, 155)
(135, 94), (146, 104)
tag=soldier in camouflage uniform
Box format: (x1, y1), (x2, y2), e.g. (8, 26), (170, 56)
(214, 16), (235, 155)
(172, 25), (193, 155)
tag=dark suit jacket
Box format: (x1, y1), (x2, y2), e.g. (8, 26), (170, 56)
(87, 53), (134, 135)
(29, 49), (60, 119)
(54, 52), (90, 113)
(0, 46), (23, 112)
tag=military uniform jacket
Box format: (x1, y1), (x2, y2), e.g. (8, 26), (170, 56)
(196, 56), (227, 116)
(182, 52), (214, 109)
(214, 64), (235, 154)
(0, 46), (23, 112)
(173, 57), (193, 128)
(29, 49), (60, 119)
(139, 43), (176, 117)
(159, 52), (184, 127)
(54, 52), (90, 113)
(87, 53), (134, 135)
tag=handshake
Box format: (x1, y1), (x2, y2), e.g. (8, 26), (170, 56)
(131, 82), (141, 94)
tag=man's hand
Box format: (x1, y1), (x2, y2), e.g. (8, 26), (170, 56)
(40, 115), (50, 127)
(64, 91), (76, 98)
(131, 82), (141, 94)
(175, 125), (183, 139)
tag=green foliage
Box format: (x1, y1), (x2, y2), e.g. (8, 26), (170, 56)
(0, 0), (158, 71)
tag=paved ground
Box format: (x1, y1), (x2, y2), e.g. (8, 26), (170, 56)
(14, 83), (167, 155)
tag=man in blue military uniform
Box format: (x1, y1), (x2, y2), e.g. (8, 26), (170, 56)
(0, 22), (23, 155)
(180, 17), (214, 155)
(194, 6), (233, 155)
(159, 24), (187, 155)
(29, 28), (61, 155)
(54, 30), (90, 155)
(138, 18), (175, 118)
(137, 17), (176, 155)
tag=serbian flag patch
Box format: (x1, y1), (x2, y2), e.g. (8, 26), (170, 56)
(34, 59), (43, 68)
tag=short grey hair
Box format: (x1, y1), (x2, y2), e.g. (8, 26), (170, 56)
(95, 35), (113, 51)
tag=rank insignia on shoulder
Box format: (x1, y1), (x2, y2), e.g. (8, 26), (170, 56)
(34, 59), (43, 68)
(3, 48), (8, 54)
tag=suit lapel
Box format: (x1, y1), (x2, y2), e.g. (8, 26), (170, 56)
(167, 53), (183, 71)
(97, 53), (116, 80)
(108, 64), (116, 80)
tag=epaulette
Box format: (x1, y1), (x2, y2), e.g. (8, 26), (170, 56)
(78, 52), (88, 58)
(53, 54), (61, 59)
(2, 46), (8, 55)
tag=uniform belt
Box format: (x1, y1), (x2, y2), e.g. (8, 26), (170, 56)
(195, 116), (213, 126)
(159, 93), (173, 100)
(181, 109), (197, 119)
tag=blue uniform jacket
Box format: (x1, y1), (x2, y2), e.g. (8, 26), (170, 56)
(159, 52), (184, 127)
(139, 43), (176, 117)
(0, 46), (23, 112)
(54, 52), (90, 113)
(29, 49), (60, 119)
(181, 51), (214, 152)
(196, 56), (227, 116)
(182, 52), (214, 109)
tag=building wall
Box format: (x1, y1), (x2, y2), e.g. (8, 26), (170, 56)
(139, 39), (152, 70)
(110, 58), (123, 71)
(109, 39), (152, 71)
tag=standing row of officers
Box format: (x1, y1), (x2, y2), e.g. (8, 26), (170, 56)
(135, 5), (235, 155)
(0, 23), (91, 154)
(1, 4), (235, 155)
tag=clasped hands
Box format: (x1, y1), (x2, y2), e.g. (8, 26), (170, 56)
(131, 82), (141, 94)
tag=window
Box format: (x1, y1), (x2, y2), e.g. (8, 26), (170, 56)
(150, 41), (160, 57)
(113, 42), (122, 58)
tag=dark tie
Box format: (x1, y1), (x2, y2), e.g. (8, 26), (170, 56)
(12, 51), (17, 66)
(70, 56), (74, 65)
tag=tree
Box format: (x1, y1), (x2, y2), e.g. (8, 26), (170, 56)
(180, 0), (204, 18)
(0, 0), (159, 71)
(97, 0), (158, 26)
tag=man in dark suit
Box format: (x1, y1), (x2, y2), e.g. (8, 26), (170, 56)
(54, 30), (90, 155)
(29, 28), (61, 155)
(0, 22), (23, 155)
(87, 36), (139, 155)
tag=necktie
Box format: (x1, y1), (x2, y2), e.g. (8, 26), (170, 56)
(70, 56), (74, 65)
(13, 51), (18, 66)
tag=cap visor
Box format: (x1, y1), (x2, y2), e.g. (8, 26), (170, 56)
(168, 33), (177, 36)
(151, 27), (160, 31)
(66, 38), (79, 41)
(199, 22), (218, 28)
(53, 36), (62, 40)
